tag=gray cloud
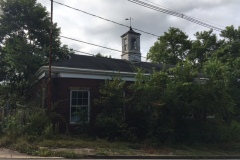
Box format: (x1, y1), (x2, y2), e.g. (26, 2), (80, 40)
(37, 0), (240, 61)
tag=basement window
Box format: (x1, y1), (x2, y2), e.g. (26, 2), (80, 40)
(70, 90), (90, 123)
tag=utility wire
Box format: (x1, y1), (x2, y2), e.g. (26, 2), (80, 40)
(145, 0), (225, 28)
(60, 35), (122, 53)
(60, 35), (147, 59)
(8, 13), (147, 60)
(52, 0), (159, 37)
(128, 0), (224, 32)
(69, 49), (147, 62)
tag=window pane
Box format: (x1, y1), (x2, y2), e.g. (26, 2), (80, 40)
(81, 107), (88, 121)
(83, 91), (88, 98)
(71, 107), (80, 123)
(71, 107), (88, 122)
(77, 91), (83, 99)
(77, 99), (82, 105)
(71, 107), (77, 114)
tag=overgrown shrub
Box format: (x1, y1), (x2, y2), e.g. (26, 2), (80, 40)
(2, 111), (25, 138)
(2, 107), (52, 138)
(94, 78), (127, 140)
(95, 111), (125, 140)
(24, 108), (50, 136)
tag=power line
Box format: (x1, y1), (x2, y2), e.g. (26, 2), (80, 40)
(8, 12), (147, 61)
(128, 0), (224, 32)
(8, 20), (147, 60)
(60, 35), (122, 53)
(52, 0), (159, 37)
(60, 35), (147, 60)
(145, 0), (225, 28)
(73, 49), (147, 62)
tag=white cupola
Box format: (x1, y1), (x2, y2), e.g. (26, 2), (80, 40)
(121, 27), (141, 62)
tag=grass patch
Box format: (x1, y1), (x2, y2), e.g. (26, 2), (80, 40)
(1, 134), (240, 157)
(170, 143), (240, 156)
(38, 136), (141, 155)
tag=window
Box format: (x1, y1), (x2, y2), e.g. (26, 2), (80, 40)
(131, 38), (137, 50)
(70, 90), (90, 123)
(124, 38), (127, 51)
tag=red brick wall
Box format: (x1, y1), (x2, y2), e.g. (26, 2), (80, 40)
(34, 77), (134, 133)
(51, 77), (105, 132)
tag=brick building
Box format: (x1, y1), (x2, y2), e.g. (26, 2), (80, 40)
(34, 27), (172, 130)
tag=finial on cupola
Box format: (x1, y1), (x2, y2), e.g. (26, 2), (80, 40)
(125, 17), (133, 28)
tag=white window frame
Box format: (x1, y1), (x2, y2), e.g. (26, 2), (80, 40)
(70, 90), (90, 124)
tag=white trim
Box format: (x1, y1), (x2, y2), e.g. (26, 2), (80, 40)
(59, 73), (135, 81)
(35, 66), (148, 81)
(38, 72), (45, 79)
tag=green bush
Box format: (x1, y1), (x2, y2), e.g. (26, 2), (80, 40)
(94, 78), (127, 140)
(95, 111), (125, 140)
(24, 108), (50, 136)
(2, 108), (52, 138)
(229, 121), (240, 142)
(2, 111), (25, 138)
(174, 120), (240, 143)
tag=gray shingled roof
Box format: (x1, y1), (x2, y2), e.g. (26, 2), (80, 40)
(52, 54), (174, 73)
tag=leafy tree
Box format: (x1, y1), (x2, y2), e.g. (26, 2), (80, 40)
(215, 26), (240, 65)
(202, 59), (234, 122)
(0, 0), (73, 98)
(188, 29), (219, 67)
(94, 77), (126, 140)
(95, 52), (111, 58)
(147, 27), (191, 65)
(128, 69), (169, 140)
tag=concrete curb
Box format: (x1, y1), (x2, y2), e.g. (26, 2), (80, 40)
(1, 155), (240, 159)
(83, 155), (240, 159)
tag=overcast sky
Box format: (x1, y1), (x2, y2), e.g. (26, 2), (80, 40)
(37, 0), (240, 62)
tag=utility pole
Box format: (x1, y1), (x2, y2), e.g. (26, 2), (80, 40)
(48, 0), (53, 110)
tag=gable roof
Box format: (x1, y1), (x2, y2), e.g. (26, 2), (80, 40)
(52, 54), (174, 73)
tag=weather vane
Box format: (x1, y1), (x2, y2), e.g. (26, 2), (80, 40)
(125, 17), (133, 27)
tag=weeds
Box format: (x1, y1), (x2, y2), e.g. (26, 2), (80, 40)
(2, 134), (240, 157)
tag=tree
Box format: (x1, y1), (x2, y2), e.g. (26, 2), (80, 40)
(188, 29), (219, 67)
(95, 52), (111, 58)
(147, 27), (191, 65)
(0, 0), (73, 97)
(215, 26), (240, 65)
(202, 59), (234, 123)
(94, 77), (126, 139)
(128, 69), (169, 140)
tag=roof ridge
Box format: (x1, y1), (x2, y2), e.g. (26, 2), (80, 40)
(71, 53), (133, 63)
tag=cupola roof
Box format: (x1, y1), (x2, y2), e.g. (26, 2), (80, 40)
(121, 27), (141, 37)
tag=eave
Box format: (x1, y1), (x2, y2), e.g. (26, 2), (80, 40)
(35, 66), (150, 82)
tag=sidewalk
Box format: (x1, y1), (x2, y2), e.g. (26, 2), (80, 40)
(1, 147), (240, 159)
(0, 148), (62, 159)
